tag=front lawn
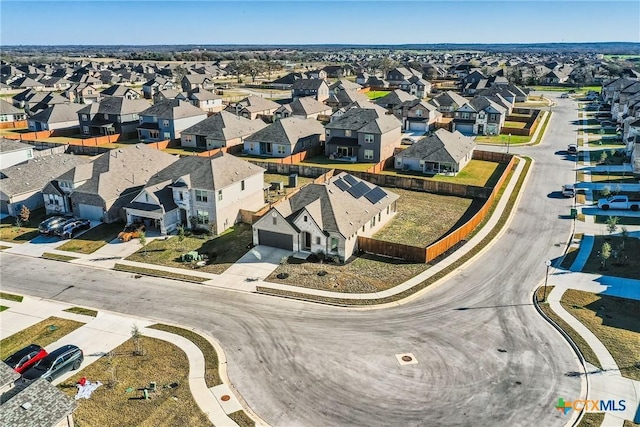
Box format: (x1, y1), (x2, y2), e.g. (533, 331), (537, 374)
(582, 235), (640, 280)
(381, 159), (505, 187)
(59, 337), (212, 426)
(373, 189), (475, 247)
(56, 222), (124, 254)
(0, 317), (85, 360)
(474, 133), (531, 145)
(0, 208), (48, 243)
(126, 224), (253, 274)
(560, 289), (640, 381)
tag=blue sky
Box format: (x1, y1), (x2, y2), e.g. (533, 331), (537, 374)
(1, 1), (639, 45)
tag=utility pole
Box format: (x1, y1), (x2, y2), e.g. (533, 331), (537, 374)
(543, 260), (552, 302)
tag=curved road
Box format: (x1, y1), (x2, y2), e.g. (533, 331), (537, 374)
(1, 95), (581, 426)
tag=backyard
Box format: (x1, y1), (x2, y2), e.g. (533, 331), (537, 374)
(365, 90), (391, 100)
(125, 224), (253, 275)
(59, 337), (212, 426)
(300, 155), (375, 172)
(372, 189), (476, 247)
(381, 159), (506, 187)
(264, 173), (316, 203)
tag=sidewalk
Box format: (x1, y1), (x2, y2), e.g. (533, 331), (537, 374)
(0, 297), (256, 427)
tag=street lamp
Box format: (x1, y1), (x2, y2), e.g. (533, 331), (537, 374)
(543, 259), (552, 301)
(507, 133), (511, 154)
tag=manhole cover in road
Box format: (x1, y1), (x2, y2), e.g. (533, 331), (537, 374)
(395, 353), (418, 366)
(221, 395), (231, 402)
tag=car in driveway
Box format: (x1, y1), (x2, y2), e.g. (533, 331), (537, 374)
(21, 345), (83, 382)
(50, 218), (79, 237)
(38, 216), (68, 235)
(60, 219), (91, 239)
(3, 344), (48, 374)
(567, 144), (578, 155)
(118, 222), (145, 242)
(562, 184), (576, 198)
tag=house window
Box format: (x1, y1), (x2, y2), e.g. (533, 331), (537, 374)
(370, 216), (376, 227)
(163, 120), (170, 128)
(415, 109), (423, 117)
(26, 151), (33, 158)
(241, 180), (245, 191)
(81, 114), (88, 121)
(179, 192), (183, 201)
(330, 237), (338, 252)
(103, 113), (109, 120)
(163, 132), (170, 140)
(316, 236), (321, 245)
(387, 206), (390, 215)
(378, 212), (381, 222)
(364, 134), (374, 144)
(196, 210), (209, 224)
(461, 112), (470, 120)
(249, 143), (254, 151)
(149, 130), (159, 139)
(272, 215), (277, 225)
(184, 135), (192, 143)
(82, 126), (89, 135)
(195, 190), (207, 202)
(153, 117), (158, 123)
(344, 130), (352, 137)
(489, 114), (498, 121)
(217, 190), (222, 201)
(139, 117), (144, 124)
(364, 149), (374, 160)
(303, 215), (308, 222)
(276, 145), (286, 155)
(132, 114), (139, 121)
(87, 90), (93, 95)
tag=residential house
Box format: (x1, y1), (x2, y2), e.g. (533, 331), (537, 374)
(225, 95), (280, 120)
(396, 99), (440, 133)
(27, 103), (83, 132)
(355, 72), (369, 85)
(476, 83), (528, 103)
(386, 67), (422, 86)
(364, 76), (389, 88)
(323, 65), (353, 78)
(252, 172), (399, 259)
(427, 91), (469, 117)
(100, 84), (142, 100)
(9, 77), (45, 91)
(13, 90), (68, 114)
(124, 153), (265, 234)
(0, 99), (26, 123)
(185, 88), (223, 113)
(0, 138), (34, 169)
(452, 96), (507, 135)
(375, 89), (418, 111)
(137, 99), (207, 142)
(43, 144), (177, 222)
(325, 106), (402, 163)
(1, 153), (90, 216)
(292, 79), (330, 102)
(142, 77), (176, 99)
(66, 84), (101, 104)
(324, 89), (371, 110)
(306, 69), (327, 80)
(244, 117), (324, 157)
(398, 76), (431, 99)
(540, 70), (569, 85)
(0, 364), (76, 427)
(274, 97), (332, 120)
(181, 74), (215, 92)
(270, 72), (308, 90)
(394, 129), (475, 175)
(78, 96), (150, 137)
(180, 111), (267, 150)
(328, 80), (362, 95)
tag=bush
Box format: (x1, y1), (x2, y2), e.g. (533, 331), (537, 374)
(277, 272), (289, 279)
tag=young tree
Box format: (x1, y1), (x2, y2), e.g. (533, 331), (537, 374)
(139, 230), (147, 256)
(131, 324), (144, 356)
(176, 225), (185, 251)
(606, 216), (619, 235)
(600, 242), (612, 270)
(19, 205), (30, 225)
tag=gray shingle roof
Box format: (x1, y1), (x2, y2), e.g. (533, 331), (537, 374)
(245, 117), (324, 146)
(181, 111), (267, 140)
(428, 91), (469, 109)
(398, 129), (475, 164)
(78, 97), (150, 116)
(140, 99), (206, 120)
(0, 363), (20, 388)
(0, 99), (23, 115)
(0, 139), (32, 154)
(375, 89), (418, 107)
(283, 97), (331, 116)
(146, 152), (265, 191)
(275, 172), (399, 237)
(292, 79), (327, 91)
(100, 84), (140, 97)
(0, 378), (77, 427)
(329, 80), (362, 91)
(29, 103), (83, 124)
(1, 153), (91, 196)
(325, 107), (401, 134)
(232, 95), (280, 113)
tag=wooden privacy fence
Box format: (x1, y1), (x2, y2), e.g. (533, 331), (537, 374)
(357, 236), (427, 263)
(0, 120), (28, 129)
(425, 155), (516, 261)
(2, 130), (54, 141)
(196, 144), (243, 157)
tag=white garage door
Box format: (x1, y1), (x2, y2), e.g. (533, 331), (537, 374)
(77, 204), (104, 221)
(455, 123), (474, 135)
(408, 121), (427, 132)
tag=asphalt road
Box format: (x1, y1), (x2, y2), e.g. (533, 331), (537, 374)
(0, 94), (583, 427)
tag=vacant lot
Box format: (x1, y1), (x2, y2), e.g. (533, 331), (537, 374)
(0, 317), (85, 360)
(582, 235), (640, 279)
(267, 254), (430, 293)
(560, 289), (640, 381)
(126, 224), (252, 274)
(56, 222), (123, 254)
(0, 208), (48, 243)
(373, 189), (475, 247)
(382, 159), (505, 187)
(59, 337), (211, 427)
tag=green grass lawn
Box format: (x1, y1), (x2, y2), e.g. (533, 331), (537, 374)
(0, 208), (48, 243)
(0, 317), (85, 360)
(300, 155), (375, 172)
(372, 189), (475, 247)
(264, 173), (316, 204)
(56, 222), (124, 254)
(560, 289), (640, 381)
(381, 159), (505, 187)
(502, 121), (527, 129)
(365, 90), (391, 100)
(0, 292), (23, 302)
(474, 133), (531, 145)
(126, 223), (253, 274)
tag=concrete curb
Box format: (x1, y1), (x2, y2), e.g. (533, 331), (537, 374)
(531, 287), (589, 427)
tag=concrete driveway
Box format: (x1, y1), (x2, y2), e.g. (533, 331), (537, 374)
(220, 245), (292, 282)
(4, 220), (101, 257)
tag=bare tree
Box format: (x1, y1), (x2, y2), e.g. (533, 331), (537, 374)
(131, 324), (144, 356)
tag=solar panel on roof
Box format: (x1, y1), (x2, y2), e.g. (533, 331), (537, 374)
(334, 178), (350, 192)
(347, 181), (370, 198)
(364, 186), (388, 204)
(343, 174), (359, 186)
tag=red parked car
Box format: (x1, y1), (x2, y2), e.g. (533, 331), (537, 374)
(3, 344), (48, 374)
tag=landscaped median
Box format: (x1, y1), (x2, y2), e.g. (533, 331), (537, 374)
(113, 263), (211, 283)
(42, 252), (79, 262)
(256, 157), (531, 305)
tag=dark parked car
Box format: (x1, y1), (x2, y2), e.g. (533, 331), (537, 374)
(21, 345), (83, 382)
(51, 218), (79, 237)
(567, 144), (578, 155)
(38, 216), (67, 235)
(3, 344), (48, 374)
(61, 219), (91, 239)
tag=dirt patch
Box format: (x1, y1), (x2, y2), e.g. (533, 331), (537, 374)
(582, 235), (640, 280)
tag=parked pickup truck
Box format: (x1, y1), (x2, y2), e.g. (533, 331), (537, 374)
(597, 195), (640, 211)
